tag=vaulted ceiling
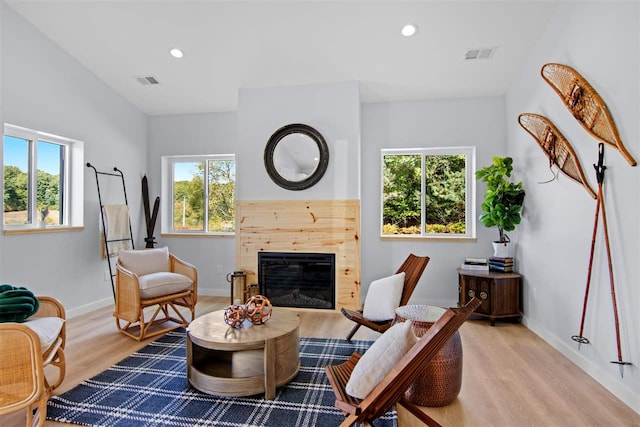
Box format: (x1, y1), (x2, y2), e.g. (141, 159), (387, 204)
(5, 1), (559, 115)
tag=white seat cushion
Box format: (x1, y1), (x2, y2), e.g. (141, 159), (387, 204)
(138, 272), (193, 299)
(345, 320), (417, 399)
(23, 317), (64, 353)
(362, 272), (405, 321)
(118, 247), (170, 277)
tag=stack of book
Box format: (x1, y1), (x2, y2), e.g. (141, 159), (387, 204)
(460, 258), (489, 271)
(489, 257), (514, 272)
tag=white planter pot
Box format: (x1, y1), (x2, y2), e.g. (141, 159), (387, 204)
(492, 241), (512, 258)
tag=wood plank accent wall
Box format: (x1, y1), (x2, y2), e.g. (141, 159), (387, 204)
(236, 200), (360, 311)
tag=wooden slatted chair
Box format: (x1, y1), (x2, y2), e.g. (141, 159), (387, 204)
(325, 298), (481, 427)
(341, 254), (430, 341)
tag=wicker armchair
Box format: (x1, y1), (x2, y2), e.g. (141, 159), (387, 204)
(29, 296), (66, 391)
(115, 247), (197, 341)
(0, 324), (49, 427)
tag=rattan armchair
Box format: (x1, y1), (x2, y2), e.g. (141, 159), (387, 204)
(30, 296), (66, 391)
(115, 247), (197, 341)
(0, 324), (49, 427)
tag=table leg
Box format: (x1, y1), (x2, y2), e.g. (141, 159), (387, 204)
(264, 337), (276, 399)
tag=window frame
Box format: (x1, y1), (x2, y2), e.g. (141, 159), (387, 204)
(161, 154), (236, 236)
(3, 124), (83, 233)
(380, 146), (476, 240)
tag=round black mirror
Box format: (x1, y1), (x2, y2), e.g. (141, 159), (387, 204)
(264, 123), (329, 191)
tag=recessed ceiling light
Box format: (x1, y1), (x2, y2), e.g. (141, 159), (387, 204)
(169, 48), (184, 59)
(401, 24), (418, 37)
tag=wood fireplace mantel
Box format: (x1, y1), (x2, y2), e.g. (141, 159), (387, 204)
(236, 200), (360, 311)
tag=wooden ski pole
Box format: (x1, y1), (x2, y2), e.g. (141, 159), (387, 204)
(572, 187), (600, 347)
(597, 163), (632, 377)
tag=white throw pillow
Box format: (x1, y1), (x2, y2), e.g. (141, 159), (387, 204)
(362, 272), (405, 321)
(345, 320), (417, 400)
(118, 247), (170, 276)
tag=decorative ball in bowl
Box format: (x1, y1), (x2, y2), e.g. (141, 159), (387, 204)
(245, 295), (272, 325)
(224, 304), (247, 329)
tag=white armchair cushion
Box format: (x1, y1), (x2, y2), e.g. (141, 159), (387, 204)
(345, 320), (416, 399)
(362, 272), (405, 321)
(138, 272), (193, 299)
(118, 247), (170, 277)
(23, 317), (64, 353)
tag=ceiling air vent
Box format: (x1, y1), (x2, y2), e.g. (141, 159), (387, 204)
(464, 47), (496, 61)
(134, 75), (160, 85)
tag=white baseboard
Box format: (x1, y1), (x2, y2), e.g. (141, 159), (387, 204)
(522, 316), (639, 414)
(67, 297), (113, 319)
(66, 289), (229, 319)
(198, 288), (229, 297)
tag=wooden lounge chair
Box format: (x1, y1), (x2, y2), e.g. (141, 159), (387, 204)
(325, 298), (481, 427)
(341, 254), (430, 341)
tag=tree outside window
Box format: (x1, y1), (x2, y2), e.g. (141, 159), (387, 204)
(170, 155), (235, 234)
(3, 126), (72, 228)
(381, 147), (475, 238)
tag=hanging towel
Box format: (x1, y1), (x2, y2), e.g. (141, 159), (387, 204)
(100, 204), (132, 258)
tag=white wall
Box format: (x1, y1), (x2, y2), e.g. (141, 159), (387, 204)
(147, 82), (361, 297)
(147, 112), (238, 295)
(361, 97), (507, 306)
(0, 5), (148, 316)
(237, 81), (360, 201)
(506, 1), (639, 411)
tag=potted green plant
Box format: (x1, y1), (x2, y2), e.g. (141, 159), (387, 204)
(476, 156), (525, 256)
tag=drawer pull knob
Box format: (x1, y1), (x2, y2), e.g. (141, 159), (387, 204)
(480, 291), (488, 300)
(468, 290), (476, 298)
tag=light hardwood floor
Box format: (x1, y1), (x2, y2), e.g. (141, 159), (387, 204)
(3, 296), (638, 426)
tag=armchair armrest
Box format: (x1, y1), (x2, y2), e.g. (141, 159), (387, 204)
(115, 261), (142, 321)
(170, 254), (198, 297)
(33, 296), (65, 320)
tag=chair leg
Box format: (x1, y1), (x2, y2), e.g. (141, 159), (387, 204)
(46, 348), (66, 391)
(346, 324), (361, 342)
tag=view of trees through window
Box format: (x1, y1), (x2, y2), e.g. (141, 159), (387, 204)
(3, 135), (63, 226)
(382, 151), (468, 236)
(172, 158), (235, 233)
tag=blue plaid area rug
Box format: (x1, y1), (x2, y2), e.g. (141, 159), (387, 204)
(47, 329), (397, 426)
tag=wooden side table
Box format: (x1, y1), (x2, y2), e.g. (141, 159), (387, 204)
(457, 269), (522, 325)
(186, 307), (300, 400)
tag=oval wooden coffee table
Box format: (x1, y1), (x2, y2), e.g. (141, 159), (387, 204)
(186, 307), (300, 400)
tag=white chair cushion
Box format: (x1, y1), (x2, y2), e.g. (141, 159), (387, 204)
(23, 317), (64, 353)
(345, 320), (417, 400)
(362, 272), (405, 321)
(138, 272), (193, 299)
(118, 247), (170, 277)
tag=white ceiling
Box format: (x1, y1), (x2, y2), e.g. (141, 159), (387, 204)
(5, 0), (560, 116)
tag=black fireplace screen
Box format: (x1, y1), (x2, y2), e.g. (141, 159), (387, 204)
(258, 252), (335, 309)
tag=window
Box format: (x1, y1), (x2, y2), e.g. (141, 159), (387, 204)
(162, 155), (235, 234)
(381, 147), (475, 239)
(3, 124), (83, 231)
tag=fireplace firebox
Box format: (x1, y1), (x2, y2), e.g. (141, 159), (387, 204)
(258, 252), (335, 309)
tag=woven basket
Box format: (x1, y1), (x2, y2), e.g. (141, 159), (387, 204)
(395, 305), (463, 407)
